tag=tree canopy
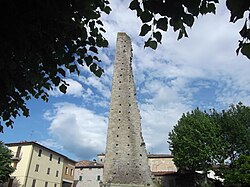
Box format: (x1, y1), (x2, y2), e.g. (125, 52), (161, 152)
(168, 103), (250, 186)
(0, 0), (111, 132)
(1, 0), (250, 131)
(0, 141), (14, 183)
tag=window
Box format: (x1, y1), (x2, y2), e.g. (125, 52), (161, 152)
(56, 170), (59, 177)
(54, 184), (57, 187)
(79, 176), (82, 181)
(70, 169), (73, 176)
(58, 157), (61, 164)
(16, 146), (21, 158)
(45, 182), (48, 187)
(49, 154), (53, 161)
(38, 149), (42, 157)
(65, 167), (69, 175)
(47, 168), (50, 175)
(97, 175), (100, 181)
(32, 179), (36, 187)
(35, 164), (39, 172)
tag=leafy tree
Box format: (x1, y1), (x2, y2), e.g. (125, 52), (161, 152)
(0, 0), (111, 132)
(169, 103), (250, 186)
(168, 108), (223, 173)
(212, 103), (250, 164)
(212, 103), (250, 187)
(129, 0), (250, 59)
(0, 141), (14, 183)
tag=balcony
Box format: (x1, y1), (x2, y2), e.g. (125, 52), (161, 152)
(11, 151), (22, 161)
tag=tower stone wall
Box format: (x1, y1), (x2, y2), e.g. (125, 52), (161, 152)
(103, 33), (153, 186)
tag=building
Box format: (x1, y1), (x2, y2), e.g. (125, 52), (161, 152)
(74, 153), (177, 187)
(148, 154), (177, 187)
(74, 160), (103, 187)
(4, 141), (76, 187)
(62, 158), (76, 187)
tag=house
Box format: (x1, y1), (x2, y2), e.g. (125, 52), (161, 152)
(74, 160), (103, 187)
(4, 141), (76, 187)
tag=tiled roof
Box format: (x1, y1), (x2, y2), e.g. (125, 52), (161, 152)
(75, 160), (103, 168)
(152, 171), (177, 176)
(148, 154), (174, 158)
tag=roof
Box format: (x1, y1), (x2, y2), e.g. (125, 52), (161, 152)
(152, 171), (177, 176)
(148, 154), (174, 158)
(75, 160), (103, 168)
(5, 141), (76, 163)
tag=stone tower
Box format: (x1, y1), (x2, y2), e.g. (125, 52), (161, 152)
(103, 33), (153, 187)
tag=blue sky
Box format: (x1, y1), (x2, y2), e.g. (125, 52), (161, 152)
(1, 0), (250, 161)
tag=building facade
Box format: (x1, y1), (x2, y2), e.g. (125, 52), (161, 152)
(74, 161), (103, 187)
(4, 141), (76, 187)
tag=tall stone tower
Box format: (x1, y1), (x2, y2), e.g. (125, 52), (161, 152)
(103, 33), (154, 187)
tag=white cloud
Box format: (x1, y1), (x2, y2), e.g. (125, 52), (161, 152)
(44, 102), (108, 160)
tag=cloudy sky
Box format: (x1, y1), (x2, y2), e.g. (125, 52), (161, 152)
(2, 0), (250, 161)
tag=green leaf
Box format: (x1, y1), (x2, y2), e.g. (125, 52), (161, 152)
(241, 43), (250, 59)
(77, 58), (84, 65)
(53, 76), (61, 86)
(156, 17), (168, 31)
(140, 11), (153, 23)
(129, 0), (139, 10)
(96, 20), (104, 26)
(139, 24), (151, 36)
(145, 39), (157, 50)
(207, 3), (216, 14)
(94, 68), (104, 78)
(58, 68), (66, 77)
(183, 14), (194, 27)
(59, 84), (67, 94)
(103, 6), (112, 14)
(88, 37), (96, 45)
(153, 31), (162, 43)
(90, 63), (97, 73)
(89, 46), (98, 54)
(84, 56), (93, 66)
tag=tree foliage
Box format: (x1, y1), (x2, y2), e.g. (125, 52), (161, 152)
(168, 108), (223, 173)
(168, 103), (250, 186)
(223, 154), (250, 187)
(0, 141), (14, 183)
(129, 0), (250, 59)
(0, 0), (111, 132)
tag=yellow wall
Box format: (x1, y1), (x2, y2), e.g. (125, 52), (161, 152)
(148, 157), (177, 172)
(8, 145), (33, 186)
(27, 145), (63, 186)
(7, 143), (74, 187)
